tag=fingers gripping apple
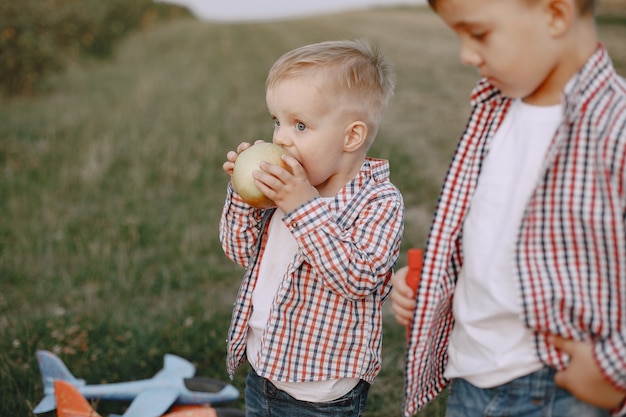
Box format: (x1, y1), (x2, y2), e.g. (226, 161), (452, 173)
(232, 142), (293, 209)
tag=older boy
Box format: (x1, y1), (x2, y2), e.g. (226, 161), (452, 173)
(390, 0), (626, 416)
(220, 39), (404, 417)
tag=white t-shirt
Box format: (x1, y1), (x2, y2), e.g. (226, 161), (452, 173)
(444, 99), (562, 387)
(247, 204), (359, 401)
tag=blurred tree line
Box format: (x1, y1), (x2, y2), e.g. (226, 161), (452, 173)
(0, 0), (189, 97)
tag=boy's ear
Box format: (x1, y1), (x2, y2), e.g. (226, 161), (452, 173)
(343, 121), (368, 153)
(545, 0), (575, 36)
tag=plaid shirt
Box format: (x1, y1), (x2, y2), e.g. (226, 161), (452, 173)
(220, 158), (404, 383)
(404, 45), (626, 417)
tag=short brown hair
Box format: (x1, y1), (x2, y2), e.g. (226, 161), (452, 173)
(266, 39), (395, 142)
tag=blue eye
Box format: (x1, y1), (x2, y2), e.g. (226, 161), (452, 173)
(296, 122), (306, 131)
(274, 119), (280, 127)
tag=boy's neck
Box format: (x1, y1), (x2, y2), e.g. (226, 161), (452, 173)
(523, 15), (597, 106)
(316, 154), (367, 198)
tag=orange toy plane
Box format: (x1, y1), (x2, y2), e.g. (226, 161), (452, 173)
(54, 380), (244, 417)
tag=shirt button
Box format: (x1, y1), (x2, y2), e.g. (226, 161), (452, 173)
(290, 222), (298, 229)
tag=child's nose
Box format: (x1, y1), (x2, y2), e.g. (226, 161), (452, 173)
(460, 43), (482, 67)
(273, 130), (290, 147)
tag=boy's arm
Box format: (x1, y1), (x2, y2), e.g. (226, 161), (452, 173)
(284, 188), (404, 299)
(219, 183), (265, 268)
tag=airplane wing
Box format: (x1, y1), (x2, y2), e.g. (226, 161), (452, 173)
(121, 355), (195, 417)
(122, 389), (179, 417)
(153, 354), (196, 379)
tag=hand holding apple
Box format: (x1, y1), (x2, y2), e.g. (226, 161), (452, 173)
(223, 141), (257, 177)
(231, 142), (294, 209)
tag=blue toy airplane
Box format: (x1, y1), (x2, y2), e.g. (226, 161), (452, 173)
(34, 350), (239, 417)
(54, 380), (244, 417)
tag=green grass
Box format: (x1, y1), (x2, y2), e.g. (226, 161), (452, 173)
(1, 5), (625, 417)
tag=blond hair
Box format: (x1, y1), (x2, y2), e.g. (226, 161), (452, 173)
(266, 39), (395, 143)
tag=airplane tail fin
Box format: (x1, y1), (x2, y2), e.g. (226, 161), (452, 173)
(34, 350), (86, 414)
(54, 380), (102, 417)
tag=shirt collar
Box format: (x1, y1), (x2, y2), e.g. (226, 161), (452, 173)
(562, 43), (613, 124)
(332, 158), (390, 207)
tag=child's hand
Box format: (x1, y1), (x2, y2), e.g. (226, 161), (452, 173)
(550, 335), (626, 409)
(253, 153), (318, 213)
(223, 141), (253, 177)
(390, 266), (417, 327)
(223, 140), (267, 178)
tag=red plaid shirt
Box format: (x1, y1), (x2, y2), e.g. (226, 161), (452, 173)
(404, 45), (626, 416)
(220, 158), (404, 383)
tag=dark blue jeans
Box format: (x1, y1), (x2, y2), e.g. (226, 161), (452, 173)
(446, 367), (611, 417)
(244, 370), (370, 417)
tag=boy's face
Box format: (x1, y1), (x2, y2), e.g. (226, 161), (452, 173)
(266, 76), (357, 196)
(436, 0), (563, 104)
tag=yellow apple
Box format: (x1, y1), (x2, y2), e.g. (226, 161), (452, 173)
(232, 142), (293, 209)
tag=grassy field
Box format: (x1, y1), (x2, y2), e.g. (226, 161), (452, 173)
(1, 5), (625, 417)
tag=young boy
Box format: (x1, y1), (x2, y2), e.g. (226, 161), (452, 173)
(219, 39), (404, 417)
(390, 0), (626, 416)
